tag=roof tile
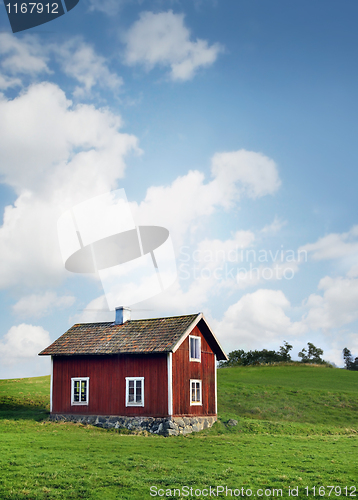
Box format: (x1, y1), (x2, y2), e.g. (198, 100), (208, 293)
(39, 314), (199, 356)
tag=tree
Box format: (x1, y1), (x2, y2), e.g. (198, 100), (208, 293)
(219, 349), (246, 367)
(278, 341), (293, 361)
(342, 348), (358, 371)
(343, 347), (353, 369)
(219, 341), (294, 367)
(298, 342), (324, 364)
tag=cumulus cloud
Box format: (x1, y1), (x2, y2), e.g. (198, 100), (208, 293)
(71, 295), (113, 324)
(54, 39), (123, 97)
(0, 324), (50, 365)
(260, 216), (287, 235)
(210, 150), (281, 205)
(213, 289), (306, 351)
(123, 11), (223, 81)
(176, 220), (303, 294)
(178, 231), (256, 291)
(300, 225), (358, 261)
(297, 227), (358, 334)
(0, 34), (122, 97)
(0, 82), (140, 289)
(131, 149), (281, 246)
(0, 33), (50, 76)
(68, 149), (281, 311)
(87, 0), (125, 15)
(13, 291), (75, 319)
(303, 275), (358, 331)
(0, 74), (22, 90)
(193, 231), (256, 266)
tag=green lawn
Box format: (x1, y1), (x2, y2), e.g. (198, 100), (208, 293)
(218, 364), (358, 428)
(0, 365), (357, 500)
(0, 375), (50, 420)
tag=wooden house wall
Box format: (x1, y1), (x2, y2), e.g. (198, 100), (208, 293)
(52, 353), (168, 417)
(172, 325), (216, 416)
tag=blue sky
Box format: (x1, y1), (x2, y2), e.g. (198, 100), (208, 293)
(1, 0), (358, 377)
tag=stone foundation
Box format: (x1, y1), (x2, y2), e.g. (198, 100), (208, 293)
(49, 414), (217, 436)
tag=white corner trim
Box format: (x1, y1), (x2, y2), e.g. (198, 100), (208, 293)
(50, 356), (53, 413)
(214, 354), (217, 415)
(167, 352), (173, 416)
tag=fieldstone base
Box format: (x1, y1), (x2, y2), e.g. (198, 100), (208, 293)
(49, 414), (216, 436)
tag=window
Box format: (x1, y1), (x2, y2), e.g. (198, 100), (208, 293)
(71, 377), (89, 405)
(126, 377), (144, 407)
(190, 379), (202, 406)
(189, 335), (201, 362)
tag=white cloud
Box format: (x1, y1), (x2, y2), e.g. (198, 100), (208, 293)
(87, 0), (125, 15)
(210, 150), (281, 205)
(303, 275), (358, 330)
(0, 324), (50, 365)
(347, 265), (358, 278)
(297, 227), (358, 332)
(176, 222), (302, 293)
(0, 82), (139, 193)
(0, 33), (50, 76)
(0, 77), (279, 297)
(131, 231), (298, 315)
(73, 279), (211, 324)
(213, 289), (306, 351)
(71, 295), (113, 324)
(66, 149), (280, 313)
(13, 291), (75, 319)
(0, 74), (22, 90)
(54, 39), (123, 97)
(260, 216), (287, 235)
(0, 34), (123, 97)
(123, 11), (223, 81)
(0, 82), (140, 289)
(193, 231), (256, 266)
(300, 225), (358, 261)
(131, 150), (281, 247)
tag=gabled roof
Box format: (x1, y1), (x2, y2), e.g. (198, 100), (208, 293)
(39, 313), (228, 360)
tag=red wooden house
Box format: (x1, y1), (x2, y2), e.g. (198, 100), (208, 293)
(39, 308), (227, 435)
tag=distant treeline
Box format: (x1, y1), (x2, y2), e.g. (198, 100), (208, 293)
(220, 342), (358, 370)
(219, 341), (327, 368)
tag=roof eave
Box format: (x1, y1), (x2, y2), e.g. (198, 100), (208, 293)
(39, 350), (171, 356)
(171, 313), (228, 361)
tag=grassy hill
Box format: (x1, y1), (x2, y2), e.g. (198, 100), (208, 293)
(217, 364), (358, 430)
(0, 365), (357, 499)
(0, 375), (50, 420)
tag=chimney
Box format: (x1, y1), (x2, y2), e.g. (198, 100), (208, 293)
(115, 306), (131, 325)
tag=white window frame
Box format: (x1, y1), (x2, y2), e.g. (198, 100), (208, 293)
(190, 379), (202, 406)
(71, 377), (89, 406)
(125, 377), (144, 407)
(189, 335), (201, 362)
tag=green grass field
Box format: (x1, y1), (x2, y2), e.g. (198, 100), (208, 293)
(0, 365), (357, 500)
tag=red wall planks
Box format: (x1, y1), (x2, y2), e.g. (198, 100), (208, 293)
(52, 353), (168, 417)
(52, 323), (217, 418)
(172, 325), (216, 417)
